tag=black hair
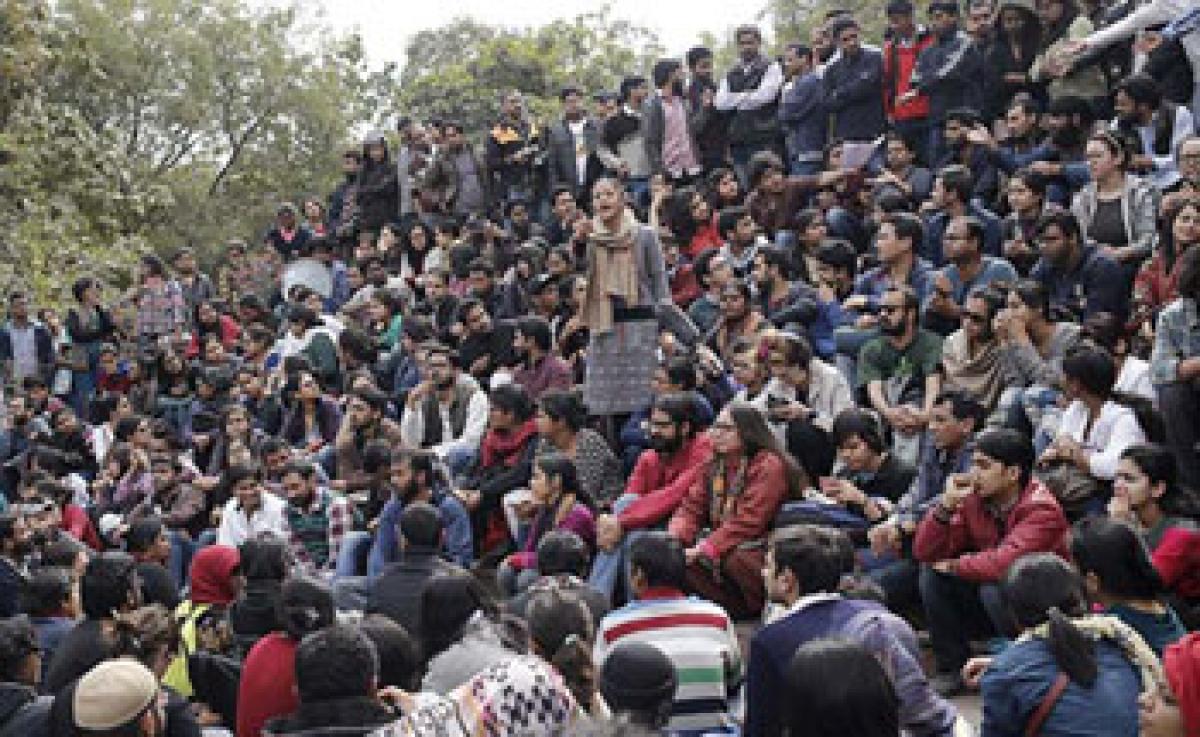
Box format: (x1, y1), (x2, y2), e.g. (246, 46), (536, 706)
(559, 86), (581, 101)
(81, 552), (139, 620)
(1012, 278), (1051, 320)
(771, 525), (846, 595)
(1008, 168), (1048, 199)
(489, 383), (535, 422)
(352, 385), (389, 414)
(692, 248), (725, 287)
(1035, 208), (1082, 242)
(944, 107), (982, 126)
(539, 389), (588, 433)
(619, 75), (647, 102)
(773, 333), (813, 367)
(527, 588), (596, 713)
(652, 59), (681, 88)
(125, 517), (164, 555)
(535, 452), (586, 503)
(1071, 517), (1164, 600)
(1176, 244), (1200, 302)
(717, 206), (752, 238)
(934, 390), (986, 429)
(0, 616), (40, 683)
(1120, 443), (1200, 517)
(783, 639), (900, 737)
(516, 315), (554, 352)
(362, 439), (394, 476)
(662, 355), (698, 391)
(747, 151), (785, 190)
(277, 576), (335, 641)
(832, 408), (887, 453)
(399, 502), (443, 549)
(757, 245), (795, 281)
(936, 165), (973, 204)
(238, 538), (290, 582)
(20, 566), (72, 617)
(295, 624), (379, 703)
(1003, 554), (1096, 687)
(651, 392), (698, 437)
(358, 615), (422, 691)
(537, 530), (591, 577)
(975, 428), (1035, 489)
(1061, 343), (1117, 399)
(686, 45), (713, 67)
(880, 211), (924, 248)
(734, 24), (762, 42)
(814, 239), (857, 275)
(629, 532), (687, 589)
(1114, 73), (1162, 109)
(419, 573), (499, 665)
(72, 277), (98, 303)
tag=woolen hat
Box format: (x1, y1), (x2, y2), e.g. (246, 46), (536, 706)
(74, 659), (159, 731)
(600, 641), (678, 712)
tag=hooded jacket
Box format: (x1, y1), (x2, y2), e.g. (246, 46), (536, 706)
(356, 135), (399, 233)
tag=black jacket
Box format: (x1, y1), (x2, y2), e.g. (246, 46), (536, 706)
(262, 697), (395, 737)
(366, 548), (461, 634)
(910, 29), (983, 122)
(356, 157), (399, 234)
(823, 48), (887, 141)
(546, 117), (602, 196)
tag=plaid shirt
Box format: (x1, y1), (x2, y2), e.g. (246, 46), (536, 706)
(286, 487), (357, 572)
(1151, 297), (1200, 386)
(135, 281), (187, 339)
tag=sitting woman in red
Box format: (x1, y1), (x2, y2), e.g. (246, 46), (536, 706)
(668, 401), (804, 619)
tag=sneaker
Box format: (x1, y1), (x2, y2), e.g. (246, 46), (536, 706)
(929, 671), (966, 698)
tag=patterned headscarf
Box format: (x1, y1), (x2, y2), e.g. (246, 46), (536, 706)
(374, 655), (578, 737)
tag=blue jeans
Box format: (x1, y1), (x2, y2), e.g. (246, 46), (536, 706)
(168, 530), (200, 593)
(833, 325), (879, 388)
(335, 530), (373, 579)
(587, 493), (649, 602)
(445, 445), (477, 484)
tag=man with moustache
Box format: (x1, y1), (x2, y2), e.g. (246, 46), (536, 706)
(685, 45), (730, 173)
(644, 59), (702, 186)
(0, 512), (33, 617)
(369, 449), (473, 573)
(399, 344), (489, 477)
(715, 25), (785, 183)
(589, 393), (713, 602)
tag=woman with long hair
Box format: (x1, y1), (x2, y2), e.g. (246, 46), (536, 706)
(497, 452), (596, 597)
(665, 186), (722, 259)
(1134, 197), (1200, 333)
(396, 219), (434, 282)
(1110, 444), (1200, 627)
(985, 1), (1042, 115)
(186, 300), (241, 361)
(532, 390), (624, 509)
(667, 402), (803, 619)
(65, 277), (114, 420)
(978, 554), (1166, 736)
(278, 371), (340, 456)
(1071, 516), (1186, 655)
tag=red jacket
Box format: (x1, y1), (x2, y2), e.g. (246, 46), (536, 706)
(914, 479), (1069, 583)
(187, 315), (242, 359)
(882, 29), (934, 122)
(237, 633), (298, 737)
(669, 450), (788, 561)
(1154, 525), (1200, 600)
(619, 433), (713, 531)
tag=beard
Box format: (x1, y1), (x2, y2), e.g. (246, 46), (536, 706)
(879, 318), (906, 337)
(398, 479), (422, 504)
(434, 375), (455, 391)
(648, 432), (683, 455)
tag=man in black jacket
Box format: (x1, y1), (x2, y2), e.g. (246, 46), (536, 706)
(546, 87), (601, 202)
(905, 0), (983, 164)
(0, 513), (31, 619)
(0, 617), (51, 737)
(823, 18), (887, 142)
(366, 503), (462, 634)
(715, 25), (785, 184)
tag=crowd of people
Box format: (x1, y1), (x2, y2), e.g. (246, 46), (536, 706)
(2, 2), (1200, 736)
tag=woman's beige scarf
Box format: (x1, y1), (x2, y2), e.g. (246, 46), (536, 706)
(581, 209), (640, 334)
(941, 329), (1005, 411)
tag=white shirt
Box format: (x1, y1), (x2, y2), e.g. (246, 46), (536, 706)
(216, 491), (289, 547)
(1115, 356), (1155, 403)
(714, 60), (784, 111)
(399, 379), (490, 460)
(1055, 400), (1146, 480)
(568, 119), (588, 186)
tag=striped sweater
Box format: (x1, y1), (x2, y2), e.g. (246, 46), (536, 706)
(594, 588), (742, 735)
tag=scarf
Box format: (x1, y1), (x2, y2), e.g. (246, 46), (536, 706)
(940, 330), (1005, 411)
(707, 456), (748, 527)
(1019, 613), (1167, 696)
(375, 655), (577, 737)
(188, 545), (241, 606)
(479, 419), (538, 469)
(1165, 633), (1200, 737)
(581, 209), (641, 334)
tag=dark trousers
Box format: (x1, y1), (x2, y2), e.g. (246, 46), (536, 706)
(869, 556), (921, 615)
(919, 565), (1014, 672)
(1159, 382), (1200, 490)
(683, 548), (766, 621)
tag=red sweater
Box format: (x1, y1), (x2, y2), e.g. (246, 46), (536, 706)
(669, 450), (788, 561)
(237, 633), (298, 737)
(619, 434), (713, 531)
(1154, 526), (1200, 600)
(914, 479), (1069, 583)
(882, 30), (934, 122)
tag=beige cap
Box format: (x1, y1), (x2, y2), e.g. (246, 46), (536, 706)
(73, 658), (159, 731)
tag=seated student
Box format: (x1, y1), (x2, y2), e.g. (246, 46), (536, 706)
(618, 356), (715, 472)
(921, 216), (1018, 338)
(747, 524), (960, 737)
(497, 454), (595, 597)
(0, 616), (52, 737)
(368, 449), (473, 575)
(938, 287), (1008, 414)
(808, 239), (858, 361)
(507, 530), (610, 628)
(262, 625), (395, 737)
(331, 386), (407, 492)
(867, 390), (985, 615)
(398, 343), (487, 478)
(595, 532), (742, 736)
(1071, 516), (1187, 657)
(976, 554), (1157, 737)
(366, 503), (462, 634)
(1029, 209), (1129, 322)
(597, 641), (679, 737)
(19, 567), (76, 681)
(1109, 443), (1200, 629)
(823, 409), (917, 531)
(591, 392), (713, 602)
(914, 428), (1069, 696)
(125, 517), (179, 609)
(1037, 343), (1147, 517)
(668, 402), (799, 620)
(1150, 245), (1200, 490)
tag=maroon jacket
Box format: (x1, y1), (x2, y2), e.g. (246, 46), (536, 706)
(619, 433), (714, 531)
(913, 479), (1069, 583)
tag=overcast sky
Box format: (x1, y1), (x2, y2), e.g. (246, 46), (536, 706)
(280, 0), (767, 68)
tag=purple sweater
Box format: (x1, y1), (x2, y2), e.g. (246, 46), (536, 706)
(509, 502), (595, 570)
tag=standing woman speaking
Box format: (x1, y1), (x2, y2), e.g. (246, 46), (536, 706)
(578, 177), (695, 418)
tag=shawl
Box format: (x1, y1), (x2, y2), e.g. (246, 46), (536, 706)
(940, 329), (1005, 411)
(1019, 613), (1168, 697)
(189, 545), (241, 606)
(479, 419), (538, 469)
(1165, 633), (1200, 737)
(581, 209), (641, 335)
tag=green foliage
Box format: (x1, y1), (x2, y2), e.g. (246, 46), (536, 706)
(391, 9), (665, 136)
(762, 0), (894, 48)
(0, 0), (375, 304)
